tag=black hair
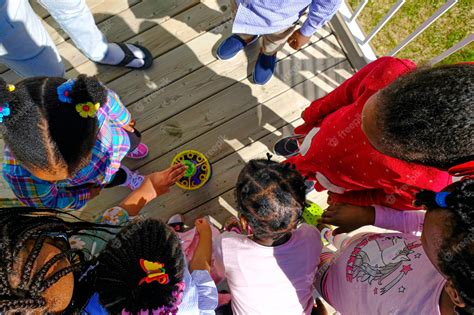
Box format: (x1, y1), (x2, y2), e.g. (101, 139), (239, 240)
(415, 180), (474, 314)
(95, 218), (186, 314)
(0, 75), (107, 176)
(235, 158), (306, 241)
(377, 63), (473, 169)
(0, 207), (115, 313)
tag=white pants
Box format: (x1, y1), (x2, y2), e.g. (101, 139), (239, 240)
(0, 0), (108, 77)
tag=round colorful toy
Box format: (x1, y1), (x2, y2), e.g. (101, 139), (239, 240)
(171, 150), (212, 190)
(302, 200), (324, 226)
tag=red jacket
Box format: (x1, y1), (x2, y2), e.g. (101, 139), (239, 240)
(286, 57), (451, 210)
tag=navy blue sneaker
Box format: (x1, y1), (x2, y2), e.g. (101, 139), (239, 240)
(253, 52), (277, 85)
(216, 34), (258, 60)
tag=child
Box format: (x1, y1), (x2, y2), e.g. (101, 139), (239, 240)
(0, 75), (150, 210)
(87, 218), (218, 314)
(214, 159), (323, 314)
(275, 58), (474, 209)
(0, 164), (219, 314)
(314, 180), (474, 314)
(216, 0), (341, 85)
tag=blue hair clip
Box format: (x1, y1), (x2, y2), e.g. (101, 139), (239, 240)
(435, 192), (450, 208)
(57, 79), (75, 103)
(0, 103), (11, 123)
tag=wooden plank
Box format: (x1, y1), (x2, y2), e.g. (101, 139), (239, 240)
(126, 35), (346, 171)
(84, 60), (353, 218)
(125, 25), (331, 130)
(2, 0), (205, 83)
(70, 0), (231, 84)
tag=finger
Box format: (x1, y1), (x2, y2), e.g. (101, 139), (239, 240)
(170, 166), (186, 179)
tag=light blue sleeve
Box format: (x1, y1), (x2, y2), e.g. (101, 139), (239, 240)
(300, 0), (342, 37)
(191, 270), (219, 314)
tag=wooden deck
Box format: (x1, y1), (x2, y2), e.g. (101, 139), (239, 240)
(0, 0), (355, 226)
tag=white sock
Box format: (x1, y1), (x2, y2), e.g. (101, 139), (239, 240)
(100, 43), (145, 68)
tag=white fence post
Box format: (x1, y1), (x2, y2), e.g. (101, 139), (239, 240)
(389, 0), (458, 56)
(429, 33), (474, 65)
(349, 0), (368, 22)
(362, 0), (406, 45)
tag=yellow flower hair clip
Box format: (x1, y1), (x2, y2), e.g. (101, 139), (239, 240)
(75, 102), (100, 118)
(7, 84), (15, 92)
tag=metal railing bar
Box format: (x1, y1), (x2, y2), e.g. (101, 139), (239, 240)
(349, 0), (368, 22)
(389, 0), (458, 56)
(363, 0), (406, 45)
(429, 33), (473, 65)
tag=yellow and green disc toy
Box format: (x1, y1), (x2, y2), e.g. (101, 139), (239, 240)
(171, 150), (212, 190)
(302, 200), (324, 226)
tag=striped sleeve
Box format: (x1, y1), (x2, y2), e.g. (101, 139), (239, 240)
(104, 89), (131, 127)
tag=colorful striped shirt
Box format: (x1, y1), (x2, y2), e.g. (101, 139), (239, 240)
(232, 0), (341, 36)
(2, 89), (131, 210)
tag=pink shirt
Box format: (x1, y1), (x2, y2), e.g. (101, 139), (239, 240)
(320, 207), (446, 315)
(215, 224), (322, 315)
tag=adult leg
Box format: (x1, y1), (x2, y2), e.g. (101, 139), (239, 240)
(0, 0), (64, 77)
(37, 0), (148, 68)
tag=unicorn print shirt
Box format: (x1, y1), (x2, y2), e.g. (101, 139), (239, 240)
(319, 208), (445, 315)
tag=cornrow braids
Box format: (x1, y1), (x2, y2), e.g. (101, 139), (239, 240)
(95, 218), (186, 314)
(0, 207), (118, 314)
(235, 159), (306, 240)
(415, 180), (474, 314)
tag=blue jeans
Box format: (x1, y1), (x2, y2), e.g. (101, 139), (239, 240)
(0, 0), (108, 77)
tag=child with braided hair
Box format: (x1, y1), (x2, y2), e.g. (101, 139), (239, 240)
(313, 180), (474, 315)
(214, 158), (323, 314)
(0, 164), (188, 314)
(0, 75), (151, 210)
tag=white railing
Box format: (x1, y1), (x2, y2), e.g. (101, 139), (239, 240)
(337, 0), (473, 65)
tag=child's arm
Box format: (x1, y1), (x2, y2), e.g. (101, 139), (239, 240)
(118, 164), (186, 216)
(300, 0), (341, 38)
(189, 218), (213, 273)
(374, 205), (425, 235)
(321, 203), (425, 235)
(328, 186), (421, 210)
(295, 57), (414, 134)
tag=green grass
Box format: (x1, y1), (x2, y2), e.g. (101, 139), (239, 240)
(347, 0), (473, 64)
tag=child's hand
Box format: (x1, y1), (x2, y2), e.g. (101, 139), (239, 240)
(320, 203), (375, 235)
(146, 164), (187, 196)
(288, 29), (311, 50)
(195, 218), (212, 237)
(122, 119), (136, 133)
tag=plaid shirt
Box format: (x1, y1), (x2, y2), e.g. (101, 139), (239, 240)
(2, 89), (131, 210)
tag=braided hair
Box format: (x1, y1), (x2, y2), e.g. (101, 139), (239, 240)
(0, 75), (107, 176)
(415, 180), (474, 314)
(235, 158), (306, 241)
(95, 218), (186, 314)
(0, 207), (115, 313)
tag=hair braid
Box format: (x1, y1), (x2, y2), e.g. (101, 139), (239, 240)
(236, 159), (306, 240)
(0, 207), (119, 313)
(95, 219), (186, 314)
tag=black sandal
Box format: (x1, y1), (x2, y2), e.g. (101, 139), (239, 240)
(100, 42), (153, 70)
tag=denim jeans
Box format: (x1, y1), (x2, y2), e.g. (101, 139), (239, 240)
(0, 0), (108, 77)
